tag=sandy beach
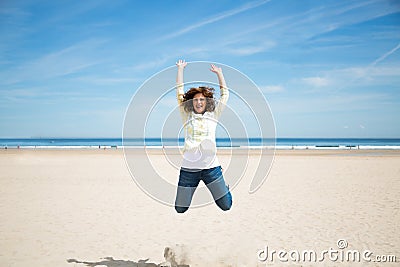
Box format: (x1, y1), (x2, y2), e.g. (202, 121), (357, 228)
(0, 148), (399, 266)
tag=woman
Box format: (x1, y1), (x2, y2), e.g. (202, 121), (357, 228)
(174, 59), (232, 213)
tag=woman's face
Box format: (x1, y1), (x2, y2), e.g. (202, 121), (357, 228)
(192, 92), (206, 114)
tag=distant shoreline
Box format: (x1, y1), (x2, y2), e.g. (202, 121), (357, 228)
(1, 137), (400, 150)
(2, 146), (400, 151)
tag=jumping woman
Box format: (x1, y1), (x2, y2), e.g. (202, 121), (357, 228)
(174, 59), (233, 213)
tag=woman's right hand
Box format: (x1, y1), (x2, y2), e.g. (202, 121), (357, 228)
(176, 59), (187, 69)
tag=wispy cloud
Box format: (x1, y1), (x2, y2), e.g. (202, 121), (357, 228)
(294, 64), (400, 94)
(132, 56), (171, 71)
(43, 0), (115, 24)
(192, 0), (398, 59)
(71, 75), (139, 85)
(0, 39), (106, 85)
(371, 42), (400, 67)
(159, 0), (271, 41)
(225, 41), (276, 56)
(270, 91), (391, 114)
(127, 46), (213, 72)
(0, 7), (30, 17)
(326, 43), (400, 92)
(304, 1), (400, 40)
(0, 7), (32, 55)
(235, 0), (400, 48)
(260, 85), (285, 93)
(0, 86), (87, 105)
(302, 77), (330, 87)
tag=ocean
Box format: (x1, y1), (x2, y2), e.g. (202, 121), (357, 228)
(1, 138), (400, 149)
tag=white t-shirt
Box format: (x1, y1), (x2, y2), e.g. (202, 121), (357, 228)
(181, 139), (220, 170)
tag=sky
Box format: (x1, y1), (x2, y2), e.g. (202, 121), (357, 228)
(0, 0), (399, 138)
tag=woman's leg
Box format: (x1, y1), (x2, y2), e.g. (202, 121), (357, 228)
(202, 166), (232, 211)
(175, 168), (201, 213)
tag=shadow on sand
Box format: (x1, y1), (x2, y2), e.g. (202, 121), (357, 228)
(67, 247), (190, 267)
(67, 257), (158, 267)
(67, 256), (190, 267)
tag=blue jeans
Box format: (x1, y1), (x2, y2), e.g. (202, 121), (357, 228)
(175, 166), (232, 213)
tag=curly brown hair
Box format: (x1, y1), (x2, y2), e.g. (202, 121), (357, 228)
(182, 86), (216, 113)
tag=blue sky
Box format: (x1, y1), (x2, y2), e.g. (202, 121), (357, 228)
(0, 0), (399, 138)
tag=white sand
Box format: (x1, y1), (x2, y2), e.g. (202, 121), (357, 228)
(0, 149), (399, 266)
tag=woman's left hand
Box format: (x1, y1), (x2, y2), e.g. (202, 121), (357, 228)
(210, 64), (222, 74)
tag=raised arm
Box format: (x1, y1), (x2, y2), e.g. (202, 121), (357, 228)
(210, 64), (227, 90)
(176, 59), (187, 106)
(210, 64), (229, 117)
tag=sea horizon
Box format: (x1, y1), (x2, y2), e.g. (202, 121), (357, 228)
(1, 137), (400, 150)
